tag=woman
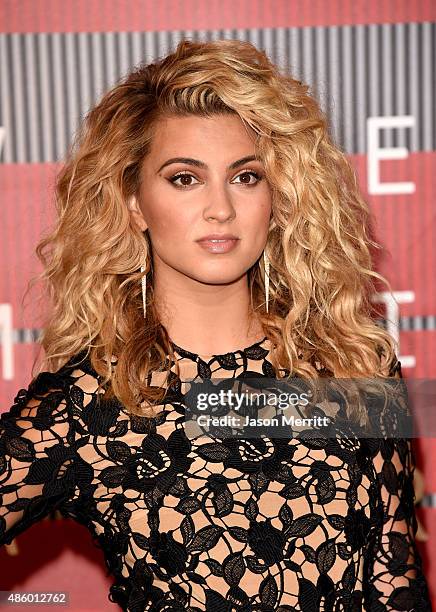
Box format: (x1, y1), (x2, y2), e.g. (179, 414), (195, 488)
(0, 39), (431, 611)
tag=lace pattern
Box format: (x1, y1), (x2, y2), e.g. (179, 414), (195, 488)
(0, 339), (431, 611)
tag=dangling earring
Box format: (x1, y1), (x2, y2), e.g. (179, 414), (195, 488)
(140, 255), (147, 319)
(263, 250), (270, 313)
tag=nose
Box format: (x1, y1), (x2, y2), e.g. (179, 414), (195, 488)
(203, 182), (236, 223)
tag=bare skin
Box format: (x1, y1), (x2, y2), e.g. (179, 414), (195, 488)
(128, 113), (272, 356)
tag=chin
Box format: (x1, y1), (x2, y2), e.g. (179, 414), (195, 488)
(185, 267), (248, 286)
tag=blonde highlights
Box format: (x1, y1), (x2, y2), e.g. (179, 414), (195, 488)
(26, 39), (397, 418)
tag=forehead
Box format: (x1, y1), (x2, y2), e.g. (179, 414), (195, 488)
(146, 113), (257, 159)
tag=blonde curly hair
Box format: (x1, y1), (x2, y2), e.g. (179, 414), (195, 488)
(26, 38), (398, 417)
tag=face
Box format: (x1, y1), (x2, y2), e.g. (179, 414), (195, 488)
(128, 113), (272, 287)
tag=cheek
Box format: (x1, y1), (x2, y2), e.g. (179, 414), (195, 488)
(142, 188), (178, 233)
(244, 190), (272, 228)
(148, 210), (171, 235)
(145, 199), (193, 243)
(253, 181), (272, 213)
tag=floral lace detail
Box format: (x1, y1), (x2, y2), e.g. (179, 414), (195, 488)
(0, 343), (431, 611)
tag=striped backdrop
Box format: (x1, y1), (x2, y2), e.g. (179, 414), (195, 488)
(0, 1), (435, 609)
(1, 22), (435, 162)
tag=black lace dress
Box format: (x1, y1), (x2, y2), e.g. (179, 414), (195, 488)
(0, 337), (432, 611)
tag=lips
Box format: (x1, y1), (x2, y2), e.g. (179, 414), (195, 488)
(199, 239), (237, 244)
(196, 236), (240, 254)
(196, 235), (239, 242)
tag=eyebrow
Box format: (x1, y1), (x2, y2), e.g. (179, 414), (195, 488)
(157, 155), (258, 173)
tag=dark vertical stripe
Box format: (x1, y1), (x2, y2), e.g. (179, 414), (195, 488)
(258, 26), (264, 51)
(289, 28), (295, 75)
(386, 24), (394, 146)
(297, 25), (303, 79)
(392, 24), (398, 148)
(364, 25), (370, 152)
(33, 34), (43, 161)
(0, 40), (3, 153)
(338, 26), (344, 149)
(418, 23), (424, 152)
(100, 31), (107, 92)
(152, 29), (159, 60)
(311, 26), (318, 100)
(340, 25), (346, 149)
(85, 33), (94, 109)
(378, 24), (384, 148)
(47, 34), (58, 160)
(391, 22), (396, 148)
(404, 22), (411, 152)
(166, 29), (173, 52)
(324, 24), (330, 119)
(6, 35), (16, 162)
(329, 25), (335, 138)
(433, 23), (436, 147)
(245, 27), (251, 48)
(351, 26), (358, 151)
(60, 34), (70, 154)
(19, 34), (30, 161)
(284, 26), (290, 73)
(377, 25), (385, 149)
(271, 27), (277, 66)
(114, 31), (121, 80)
(127, 29), (134, 67)
(140, 31), (146, 65)
(72, 34), (82, 139)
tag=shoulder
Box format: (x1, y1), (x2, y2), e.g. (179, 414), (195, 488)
(30, 350), (100, 393)
(0, 354), (95, 444)
(55, 350), (108, 404)
(9, 350), (103, 417)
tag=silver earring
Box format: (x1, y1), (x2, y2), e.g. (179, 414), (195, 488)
(263, 250), (270, 313)
(140, 256), (147, 318)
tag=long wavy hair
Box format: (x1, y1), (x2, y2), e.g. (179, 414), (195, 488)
(26, 38), (398, 418)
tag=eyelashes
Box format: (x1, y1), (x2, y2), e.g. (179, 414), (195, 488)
(167, 169), (263, 189)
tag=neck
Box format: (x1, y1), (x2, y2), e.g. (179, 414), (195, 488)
(152, 260), (264, 355)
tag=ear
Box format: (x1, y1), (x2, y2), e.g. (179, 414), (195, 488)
(127, 195), (148, 232)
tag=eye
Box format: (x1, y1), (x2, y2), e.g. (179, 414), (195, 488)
(167, 169), (263, 188)
(232, 170), (262, 186)
(168, 172), (200, 188)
